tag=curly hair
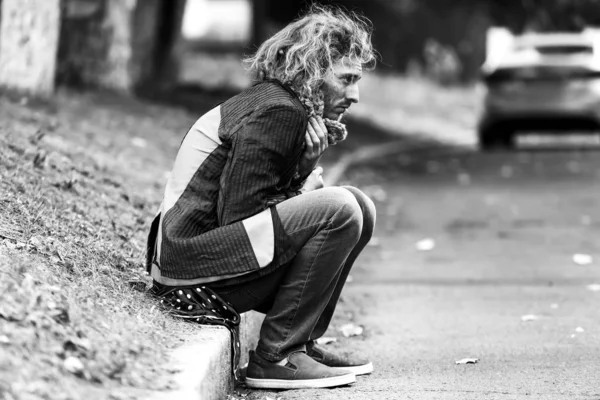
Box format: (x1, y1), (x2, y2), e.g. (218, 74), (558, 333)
(244, 5), (376, 143)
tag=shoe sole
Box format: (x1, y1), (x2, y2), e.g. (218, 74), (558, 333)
(331, 362), (373, 376)
(245, 372), (356, 389)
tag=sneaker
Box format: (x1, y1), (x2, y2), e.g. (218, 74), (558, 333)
(245, 350), (356, 390)
(307, 342), (373, 376)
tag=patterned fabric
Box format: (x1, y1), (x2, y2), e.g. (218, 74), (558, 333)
(146, 80), (309, 283)
(145, 81), (312, 383)
(298, 96), (348, 145)
(149, 282), (243, 382)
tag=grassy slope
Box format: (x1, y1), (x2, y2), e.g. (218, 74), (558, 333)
(0, 91), (203, 399)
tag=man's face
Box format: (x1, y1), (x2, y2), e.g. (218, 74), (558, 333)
(322, 58), (362, 120)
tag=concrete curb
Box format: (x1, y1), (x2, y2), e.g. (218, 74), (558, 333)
(150, 311), (265, 400)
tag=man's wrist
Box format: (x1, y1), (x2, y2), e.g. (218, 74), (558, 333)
(298, 156), (319, 177)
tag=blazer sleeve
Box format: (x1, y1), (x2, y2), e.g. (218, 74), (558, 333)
(218, 103), (306, 225)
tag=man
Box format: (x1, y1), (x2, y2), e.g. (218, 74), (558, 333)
(146, 5), (377, 390)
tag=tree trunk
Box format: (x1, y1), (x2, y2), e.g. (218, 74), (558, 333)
(149, 0), (187, 88)
(57, 0), (181, 93)
(0, 0), (61, 96)
(96, 0), (138, 91)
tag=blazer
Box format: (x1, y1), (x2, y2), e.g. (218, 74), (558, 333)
(146, 80), (309, 285)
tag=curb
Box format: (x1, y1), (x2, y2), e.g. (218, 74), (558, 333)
(150, 311), (265, 400)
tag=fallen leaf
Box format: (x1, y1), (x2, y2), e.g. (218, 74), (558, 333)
(28, 236), (43, 250)
(64, 356), (85, 375)
(339, 323), (363, 337)
(586, 283), (600, 292)
(455, 358), (479, 365)
(573, 254), (593, 266)
(521, 314), (539, 322)
(131, 137), (147, 148)
(315, 337), (337, 345)
(416, 238), (435, 251)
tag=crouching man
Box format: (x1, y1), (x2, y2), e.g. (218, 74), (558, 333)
(146, 5), (377, 390)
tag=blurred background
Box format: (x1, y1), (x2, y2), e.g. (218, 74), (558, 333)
(4, 0), (600, 148)
(2, 2), (600, 398)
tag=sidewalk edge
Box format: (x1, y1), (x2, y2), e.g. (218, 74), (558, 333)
(149, 311), (264, 400)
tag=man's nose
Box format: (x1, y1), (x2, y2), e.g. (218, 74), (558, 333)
(346, 83), (359, 104)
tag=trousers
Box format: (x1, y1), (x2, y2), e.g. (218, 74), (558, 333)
(208, 186), (375, 362)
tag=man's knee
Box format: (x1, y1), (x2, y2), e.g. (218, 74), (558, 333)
(321, 187), (363, 235)
(341, 186), (376, 235)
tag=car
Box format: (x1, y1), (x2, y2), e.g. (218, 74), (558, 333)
(478, 28), (600, 150)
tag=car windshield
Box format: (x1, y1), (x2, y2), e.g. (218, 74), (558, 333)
(485, 65), (600, 83)
(533, 45), (593, 55)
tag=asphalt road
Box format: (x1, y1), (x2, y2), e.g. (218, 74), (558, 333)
(249, 144), (600, 400)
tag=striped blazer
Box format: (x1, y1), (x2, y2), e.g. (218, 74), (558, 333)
(146, 80), (309, 284)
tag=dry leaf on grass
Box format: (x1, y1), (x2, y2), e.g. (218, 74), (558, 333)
(521, 314), (539, 322)
(339, 323), (363, 337)
(315, 337), (337, 345)
(64, 356), (85, 375)
(415, 238), (435, 251)
(131, 137), (147, 148)
(573, 254), (593, 266)
(586, 284), (600, 292)
(455, 358), (479, 365)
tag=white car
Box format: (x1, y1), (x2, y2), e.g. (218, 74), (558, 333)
(478, 28), (600, 150)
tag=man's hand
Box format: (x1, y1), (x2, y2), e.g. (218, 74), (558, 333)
(302, 166), (325, 192)
(298, 116), (328, 177)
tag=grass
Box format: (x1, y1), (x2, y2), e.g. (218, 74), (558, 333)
(0, 72), (481, 399)
(0, 91), (200, 399)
